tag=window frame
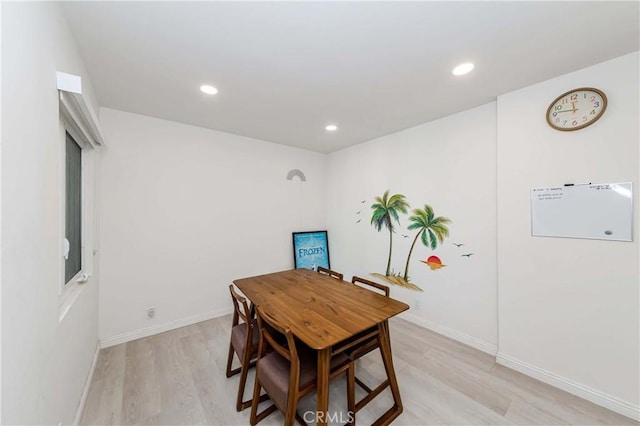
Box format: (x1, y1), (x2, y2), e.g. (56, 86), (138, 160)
(58, 117), (91, 305)
(64, 129), (83, 284)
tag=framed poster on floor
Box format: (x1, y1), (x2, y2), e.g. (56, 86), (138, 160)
(292, 230), (330, 270)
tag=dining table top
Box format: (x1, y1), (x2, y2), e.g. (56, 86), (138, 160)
(233, 268), (410, 350)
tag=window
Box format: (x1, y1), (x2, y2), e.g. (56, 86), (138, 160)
(65, 131), (82, 284)
(56, 75), (104, 316)
(59, 118), (93, 314)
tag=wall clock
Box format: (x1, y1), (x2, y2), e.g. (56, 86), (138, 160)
(546, 87), (607, 131)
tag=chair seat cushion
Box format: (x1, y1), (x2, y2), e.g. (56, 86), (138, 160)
(258, 347), (349, 411)
(231, 320), (259, 359)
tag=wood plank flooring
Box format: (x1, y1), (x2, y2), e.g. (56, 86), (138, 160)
(81, 316), (637, 425)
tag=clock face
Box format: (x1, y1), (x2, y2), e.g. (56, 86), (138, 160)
(546, 88), (607, 131)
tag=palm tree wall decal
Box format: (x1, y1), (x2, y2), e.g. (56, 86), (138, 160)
(403, 205), (451, 280)
(371, 190), (410, 276)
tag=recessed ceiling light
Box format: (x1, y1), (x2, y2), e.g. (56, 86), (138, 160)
(325, 124), (338, 131)
(452, 63), (474, 76)
(200, 85), (218, 95)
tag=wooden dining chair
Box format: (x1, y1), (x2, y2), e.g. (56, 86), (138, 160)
(351, 275), (390, 296)
(331, 276), (391, 422)
(317, 266), (343, 281)
(225, 284), (261, 412)
(250, 306), (354, 426)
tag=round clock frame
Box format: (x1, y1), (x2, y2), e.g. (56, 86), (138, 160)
(546, 87), (607, 131)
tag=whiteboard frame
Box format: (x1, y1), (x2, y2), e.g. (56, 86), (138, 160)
(530, 182), (633, 242)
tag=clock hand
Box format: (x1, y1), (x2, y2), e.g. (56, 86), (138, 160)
(556, 109), (579, 113)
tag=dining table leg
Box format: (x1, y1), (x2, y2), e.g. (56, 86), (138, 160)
(374, 320), (403, 426)
(316, 347), (331, 426)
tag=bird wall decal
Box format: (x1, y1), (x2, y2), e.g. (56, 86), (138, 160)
(453, 243), (464, 247)
(461, 253), (474, 258)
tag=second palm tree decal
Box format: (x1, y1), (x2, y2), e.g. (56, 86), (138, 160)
(403, 205), (451, 281)
(371, 190), (410, 276)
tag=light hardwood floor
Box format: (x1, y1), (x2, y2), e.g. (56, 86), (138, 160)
(81, 315), (637, 425)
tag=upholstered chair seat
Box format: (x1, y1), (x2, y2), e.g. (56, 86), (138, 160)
(258, 346), (350, 412)
(231, 319), (259, 360)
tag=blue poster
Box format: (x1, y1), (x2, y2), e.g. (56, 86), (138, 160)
(292, 231), (330, 270)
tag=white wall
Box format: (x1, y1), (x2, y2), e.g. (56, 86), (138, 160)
(326, 103), (498, 353)
(496, 52), (639, 416)
(1, 3), (100, 424)
(326, 52), (639, 419)
(98, 108), (327, 344)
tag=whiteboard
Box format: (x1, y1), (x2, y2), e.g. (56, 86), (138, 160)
(531, 182), (633, 241)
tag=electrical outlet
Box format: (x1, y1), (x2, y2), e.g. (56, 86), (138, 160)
(147, 307), (156, 319)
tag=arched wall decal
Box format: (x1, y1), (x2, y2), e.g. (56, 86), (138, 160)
(286, 169), (306, 182)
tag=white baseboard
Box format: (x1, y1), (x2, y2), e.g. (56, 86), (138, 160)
(99, 307), (233, 348)
(399, 311), (498, 356)
(73, 343), (100, 426)
(497, 352), (640, 421)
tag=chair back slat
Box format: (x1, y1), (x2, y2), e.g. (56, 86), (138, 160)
(351, 276), (390, 297)
(317, 266), (343, 281)
(256, 306), (296, 362)
(229, 284), (252, 325)
(332, 328), (379, 355)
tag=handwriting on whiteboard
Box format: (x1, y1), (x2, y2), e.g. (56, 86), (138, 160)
(532, 187), (563, 201)
(533, 184), (617, 202)
(590, 184), (612, 190)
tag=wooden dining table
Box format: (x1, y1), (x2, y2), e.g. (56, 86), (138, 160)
(233, 268), (409, 426)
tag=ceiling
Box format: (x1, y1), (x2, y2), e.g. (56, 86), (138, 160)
(60, 1), (639, 153)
